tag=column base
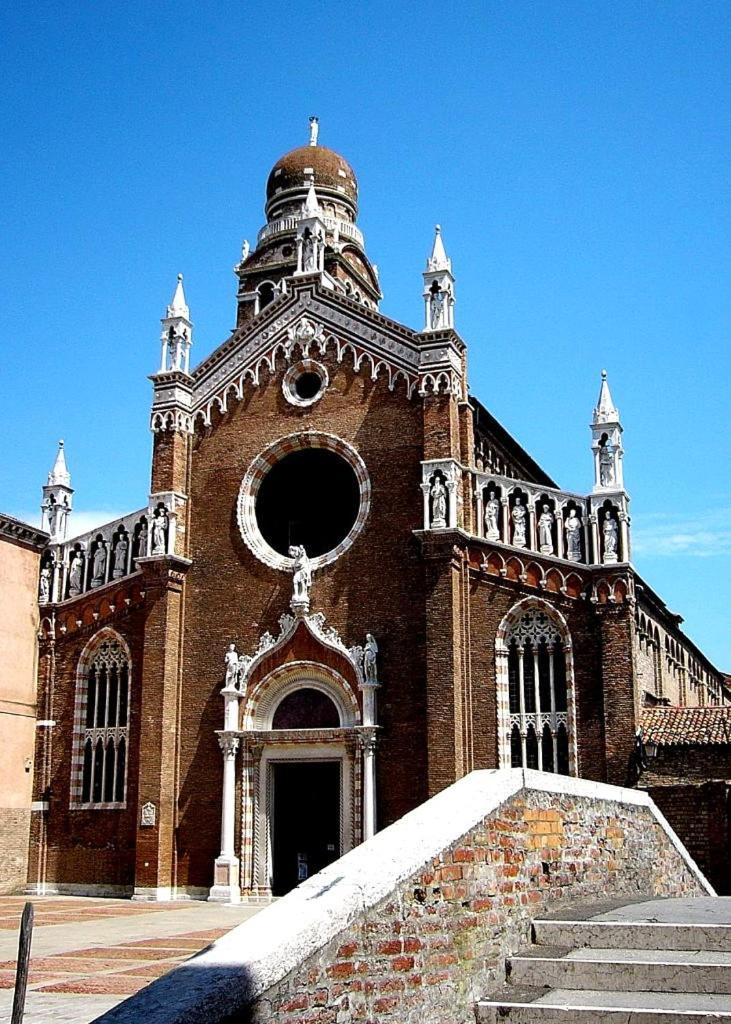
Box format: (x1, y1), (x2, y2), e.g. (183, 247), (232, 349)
(208, 856), (241, 904)
(132, 886), (173, 901)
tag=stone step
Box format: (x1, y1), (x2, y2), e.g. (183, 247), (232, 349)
(476, 987), (731, 1023)
(507, 948), (731, 994)
(533, 919), (731, 953)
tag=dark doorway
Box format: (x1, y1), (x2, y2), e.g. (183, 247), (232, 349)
(271, 760), (341, 896)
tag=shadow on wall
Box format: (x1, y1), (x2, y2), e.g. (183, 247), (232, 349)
(92, 768), (711, 1024)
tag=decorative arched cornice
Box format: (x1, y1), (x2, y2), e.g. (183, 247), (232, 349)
(495, 596), (573, 654)
(242, 661), (360, 730)
(237, 610), (367, 695)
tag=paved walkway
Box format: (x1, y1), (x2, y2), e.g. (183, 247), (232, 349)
(0, 895), (261, 1023)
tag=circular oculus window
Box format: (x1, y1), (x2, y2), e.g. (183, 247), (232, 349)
(282, 360), (329, 408)
(237, 432), (371, 571)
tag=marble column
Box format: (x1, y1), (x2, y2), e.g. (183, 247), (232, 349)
(209, 732), (240, 903)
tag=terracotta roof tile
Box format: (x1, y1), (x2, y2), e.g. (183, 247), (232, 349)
(641, 705), (731, 747)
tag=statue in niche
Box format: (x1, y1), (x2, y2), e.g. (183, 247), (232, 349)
(564, 509), (582, 561)
(511, 497), (527, 548)
(302, 232), (316, 273)
(68, 551), (84, 597)
(599, 443), (615, 487)
(112, 535), (128, 578)
(46, 498), (58, 536)
(137, 521), (148, 558)
(39, 566), (51, 603)
(289, 545), (312, 606)
(484, 490), (500, 541)
(538, 504), (555, 555)
(91, 543), (107, 586)
(151, 510), (168, 555)
(363, 633), (378, 684)
(224, 644), (239, 687)
(602, 511), (619, 562)
(430, 290), (445, 329)
(430, 477), (447, 528)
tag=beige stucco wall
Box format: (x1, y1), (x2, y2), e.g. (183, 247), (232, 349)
(0, 533), (41, 893)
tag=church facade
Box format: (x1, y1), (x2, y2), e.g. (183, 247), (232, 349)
(29, 121), (730, 902)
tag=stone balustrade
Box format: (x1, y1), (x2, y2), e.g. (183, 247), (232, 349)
(39, 491), (185, 605)
(421, 462), (631, 567)
(257, 214), (364, 249)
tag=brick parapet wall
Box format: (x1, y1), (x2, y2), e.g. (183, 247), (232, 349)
(95, 769), (709, 1024)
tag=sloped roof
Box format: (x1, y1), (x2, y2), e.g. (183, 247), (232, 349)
(641, 705), (731, 747)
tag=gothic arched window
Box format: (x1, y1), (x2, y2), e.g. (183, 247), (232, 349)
(74, 635), (130, 808)
(498, 604), (575, 775)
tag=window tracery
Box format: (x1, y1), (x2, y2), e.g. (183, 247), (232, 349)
(73, 636), (130, 808)
(499, 606), (573, 775)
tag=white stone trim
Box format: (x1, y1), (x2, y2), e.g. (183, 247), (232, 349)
(96, 768), (713, 1024)
(282, 359), (329, 408)
(236, 431), (371, 572)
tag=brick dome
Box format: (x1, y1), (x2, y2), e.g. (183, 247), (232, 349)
(266, 145), (358, 207)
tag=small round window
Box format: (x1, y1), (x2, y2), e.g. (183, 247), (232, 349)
(283, 360), (328, 408)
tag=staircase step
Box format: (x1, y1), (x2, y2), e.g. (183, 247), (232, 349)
(508, 948), (731, 993)
(533, 919), (731, 953)
(476, 987), (731, 1023)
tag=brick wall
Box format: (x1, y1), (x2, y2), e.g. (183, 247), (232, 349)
(95, 769), (708, 1024)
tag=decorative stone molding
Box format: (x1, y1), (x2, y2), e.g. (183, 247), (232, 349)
(185, 285), (465, 429)
(235, 608), (368, 695)
(236, 431), (371, 572)
(282, 358), (329, 407)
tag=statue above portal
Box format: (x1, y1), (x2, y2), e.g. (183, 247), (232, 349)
(289, 544), (312, 611)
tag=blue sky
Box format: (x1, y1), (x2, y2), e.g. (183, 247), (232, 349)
(1, 2), (729, 666)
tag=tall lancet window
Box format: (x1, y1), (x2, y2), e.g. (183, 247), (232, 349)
(72, 634), (130, 808)
(497, 603), (576, 775)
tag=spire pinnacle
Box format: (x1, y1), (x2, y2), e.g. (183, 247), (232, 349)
(593, 368), (619, 424)
(48, 439), (71, 487)
(167, 273), (189, 319)
(427, 224), (451, 272)
(302, 180), (321, 218)
(309, 115), (319, 147)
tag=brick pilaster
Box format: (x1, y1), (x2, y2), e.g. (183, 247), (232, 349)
(133, 556), (190, 898)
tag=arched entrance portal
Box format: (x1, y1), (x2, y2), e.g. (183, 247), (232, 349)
(241, 667), (362, 900)
(210, 608), (380, 905)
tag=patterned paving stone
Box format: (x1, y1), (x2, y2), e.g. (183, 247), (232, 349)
(36, 976), (150, 995)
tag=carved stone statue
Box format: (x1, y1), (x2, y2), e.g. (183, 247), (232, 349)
(603, 511), (619, 562)
(151, 510), (168, 555)
(91, 543), (107, 586)
(511, 497), (527, 548)
(599, 443), (615, 487)
(289, 545), (312, 607)
(363, 633), (378, 684)
(302, 232), (316, 273)
(240, 239), (250, 262)
(430, 477), (447, 528)
(429, 290), (445, 329)
(564, 509), (582, 561)
(224, 644), (239, 687)
(484, 490), (500, 541)
(68, 551), (84, 597)
(137, 521), (148, 558)
(538, 504), (555, 555)
(112, 535), (128, 578)
(39, 566), (51, 603)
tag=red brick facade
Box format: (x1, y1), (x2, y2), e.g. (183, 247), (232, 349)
(26, 132), (729, 902)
